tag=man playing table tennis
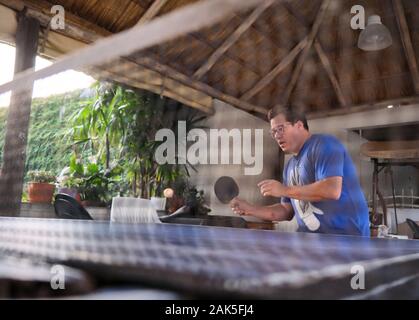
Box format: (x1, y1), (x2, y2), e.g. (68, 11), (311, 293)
(231, 106), (370, 237)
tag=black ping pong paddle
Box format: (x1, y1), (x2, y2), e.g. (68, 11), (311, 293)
(214, 176), (239, 204)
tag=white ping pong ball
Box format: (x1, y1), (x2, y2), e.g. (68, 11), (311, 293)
(164, 188), (174, 198)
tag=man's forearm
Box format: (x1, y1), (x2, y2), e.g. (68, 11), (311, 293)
(248, 203), (293, 222)
(285, 177), (342, 202)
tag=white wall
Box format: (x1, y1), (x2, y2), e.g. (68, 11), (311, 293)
(190, 99), (282, 221)
(296, 104), (419, 235)
(308, 104), (419, 214)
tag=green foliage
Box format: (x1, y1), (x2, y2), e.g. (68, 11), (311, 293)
(27, 170), (56, 183)
(61, 176), (83, 189)
(183, 185), (211, 216)
(166, 177), (210, 216)
(68, 82), (203, 200)
(62, 154), (124, 204)
(79, 174), (120, 205)
(67, 84), (127, 168)
(0, 108), (7, 153)
(0, 90), (90, 177)
(21, 190), (28, 203)
(0, 83), (209, 209)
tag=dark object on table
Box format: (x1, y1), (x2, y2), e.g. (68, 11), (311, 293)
(159, 205), (192, 222)
(214, 176), (239, 204)
(160, 206), (246, 228)
(166, 195), (185, 214)
(54, 193), (93, 220)
(204, 215), (246, 228)
(406, 219), (419, 239)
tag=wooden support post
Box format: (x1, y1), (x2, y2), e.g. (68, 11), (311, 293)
(0, 12), (40, 216)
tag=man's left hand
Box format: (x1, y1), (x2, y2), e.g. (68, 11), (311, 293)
(258, 179), (289, 198)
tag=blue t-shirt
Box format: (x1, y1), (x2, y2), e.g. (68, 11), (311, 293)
(282, 134), (370, 237)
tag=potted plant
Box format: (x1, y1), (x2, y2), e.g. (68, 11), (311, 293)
(79, 176), (108, 208)
(27, 170), (56, 204)
(183, 185), (211, 217)
(67, 155), (120, 207)
(164, 179), (210, 216)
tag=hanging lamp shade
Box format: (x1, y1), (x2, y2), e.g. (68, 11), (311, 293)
(358, 15), (393, 51)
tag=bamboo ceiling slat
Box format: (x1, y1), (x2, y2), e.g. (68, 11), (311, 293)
(3, 0), (416, 115)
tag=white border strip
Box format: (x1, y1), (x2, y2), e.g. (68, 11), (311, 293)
(0, 0), (264, 95)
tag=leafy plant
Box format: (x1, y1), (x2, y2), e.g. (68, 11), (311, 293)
(21, 190), (28, 203)
(169, 177), (210, 216)
(67, 82), (206, 200)
(0, 90), (90, 177)
(184, 186), (211, 217)
(63, 154), (125, 205)
(61, 176), (83, 189)
(27, 170), (56, 184)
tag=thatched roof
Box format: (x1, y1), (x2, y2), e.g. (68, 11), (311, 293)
(1, 0), (419, 119)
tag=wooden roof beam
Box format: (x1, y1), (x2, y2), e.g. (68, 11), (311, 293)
(282, 1), (363, 108)
(314, 41), (347, 107)
(136, 0), (169, 26)
(135, 55), (268, 114)
(393, 0), (419, 94)
(308, 96), (419, 119)
(193, 0), (275, 80)
(241, 37), (307, 101)
(282, 0), (309, 28)
(281, 0), (331, 106)
(0, 0), (109, 43)
(87, 59), (214, 114)
(0, 0), (267, 115)
(91, 69), (214, 114)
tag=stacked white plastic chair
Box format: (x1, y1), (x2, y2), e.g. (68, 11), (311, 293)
(110, 197), (161, 224)
(150, 197), (167, 211)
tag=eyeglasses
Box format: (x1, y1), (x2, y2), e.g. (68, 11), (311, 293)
(270, 123), (291, 138)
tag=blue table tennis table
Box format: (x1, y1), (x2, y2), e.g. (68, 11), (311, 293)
(0, 217), (419, 299)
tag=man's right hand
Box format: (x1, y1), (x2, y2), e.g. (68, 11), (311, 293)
(231, 198), (294, 221)
(230, 197), (254, 216)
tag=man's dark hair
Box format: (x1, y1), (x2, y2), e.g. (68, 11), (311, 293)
(267, 106), (309, 131)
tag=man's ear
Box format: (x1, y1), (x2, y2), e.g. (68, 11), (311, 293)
(295, 120), (303, 129)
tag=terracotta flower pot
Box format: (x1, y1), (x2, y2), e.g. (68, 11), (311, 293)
(28, 182), (55, 204)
